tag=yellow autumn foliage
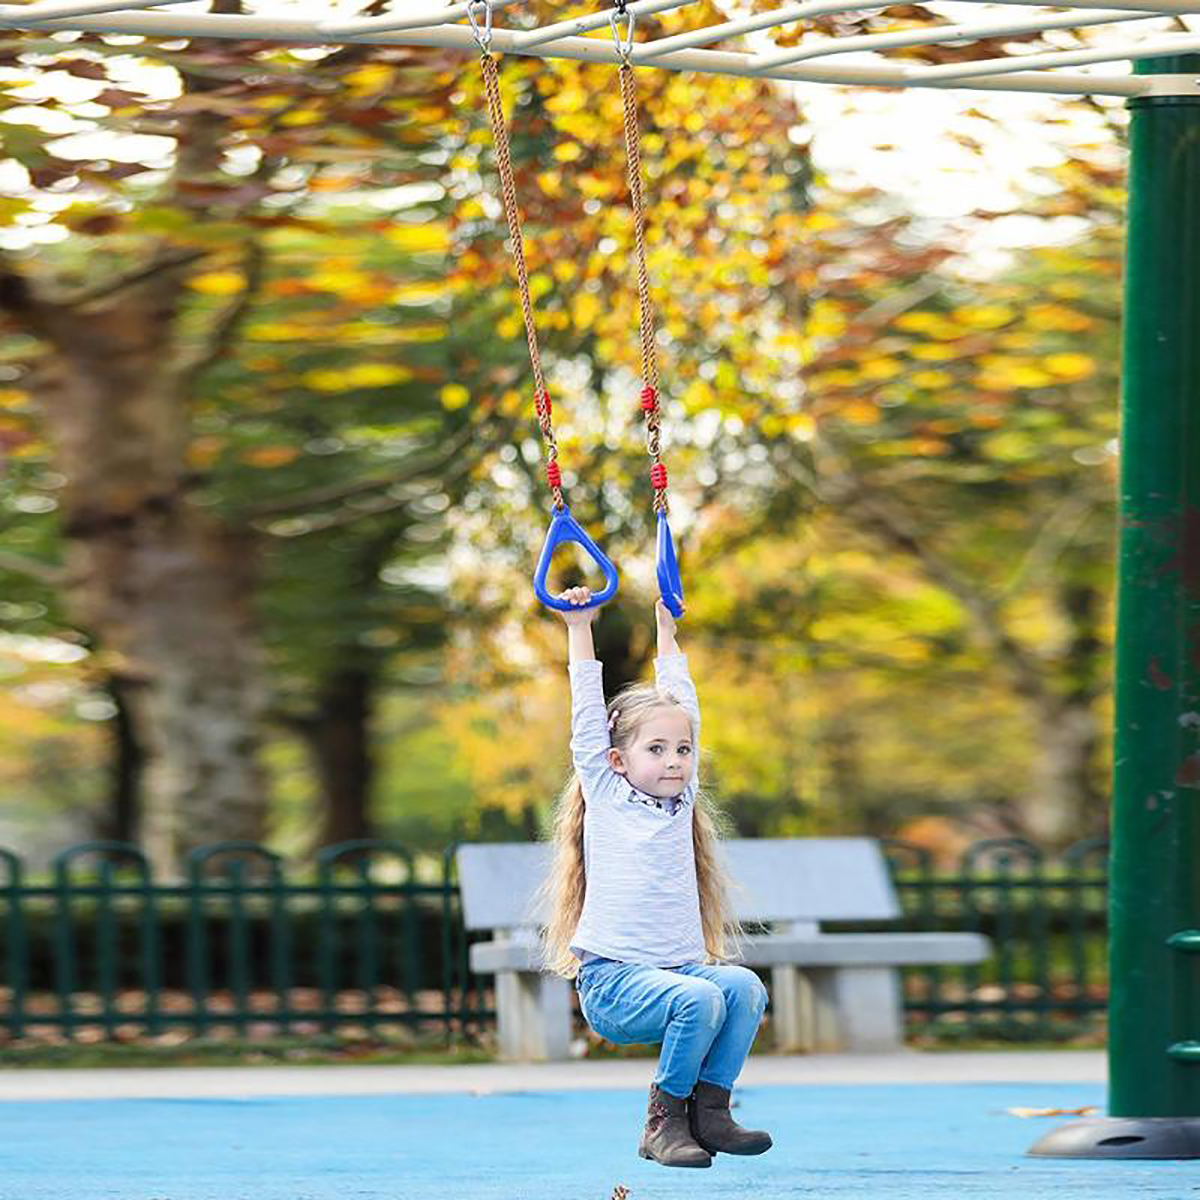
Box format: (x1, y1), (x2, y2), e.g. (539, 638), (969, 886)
(975, 361), (1056, 391)
(1026, 304), (1095, 332)
(386, 224), (450, 253)
(1042, 352), (1096, 380)
(440, 383), (471, 410)
(188, 271), (245, 296)
(858, 357), (905, 382)
(440, 675), (571, 820)
(909, 343), (961, 362)
(302, 363), (414, 391)
(910, 370), (954, 390)
(954, 305), (1016, 330)
(342, 63), (395, 98)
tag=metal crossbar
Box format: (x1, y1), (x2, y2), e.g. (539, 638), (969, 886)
(0, 0), (1197, 96)
(0, 0), (187, 21)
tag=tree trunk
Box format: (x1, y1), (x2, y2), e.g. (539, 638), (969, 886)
(821, 716), (868, 834)
(1023, 697), (1104, 844)
(307, 661), (375, 849)
(593, 602), (641, 696)
(1020, 578), (1107, 844)
(72, 507), (268, 873)
(100, 676), (144, 844)
(29, 280), (269, 877)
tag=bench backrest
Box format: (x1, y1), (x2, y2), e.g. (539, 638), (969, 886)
(455, 837), (900, 932)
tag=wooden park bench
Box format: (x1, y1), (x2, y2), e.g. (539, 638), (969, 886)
(456, 837), (990, 1061)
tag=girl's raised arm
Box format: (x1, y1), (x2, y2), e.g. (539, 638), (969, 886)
(653, 598), (700, 745)
(561, 586), (599, 665)
(558, 587), (612, 789)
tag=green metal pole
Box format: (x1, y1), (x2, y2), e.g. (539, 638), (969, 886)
(1109, 54), (1200, 1120)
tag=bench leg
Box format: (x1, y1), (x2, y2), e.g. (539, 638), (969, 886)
(771, 965), (806, 1051)
(822, 967), (904, 1052)
(772, 966), (841, 1052)
(495, 971), (572, 1061)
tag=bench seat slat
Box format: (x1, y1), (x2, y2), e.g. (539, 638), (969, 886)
(471, 931), (988, 975)
(740, 931), (989, 967)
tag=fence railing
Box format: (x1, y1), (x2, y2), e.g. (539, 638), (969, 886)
(881, 836), (1109, 1042)
(0, 836), (1109, 1045)
(0, 839), (487, 1043)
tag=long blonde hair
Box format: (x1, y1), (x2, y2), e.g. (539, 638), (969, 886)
(534, 681), (744, 979)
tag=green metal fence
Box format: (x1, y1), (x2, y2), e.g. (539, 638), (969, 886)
(882, 836), (1109, 1042)
(0, 836), (1107, 1044)
(0, 839), (490, 1043)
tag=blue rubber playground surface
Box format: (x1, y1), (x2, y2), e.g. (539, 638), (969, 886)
(1, 1082), (1194, 1199)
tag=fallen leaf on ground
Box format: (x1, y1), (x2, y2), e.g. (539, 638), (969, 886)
(1006, 1105), (1099, 1118)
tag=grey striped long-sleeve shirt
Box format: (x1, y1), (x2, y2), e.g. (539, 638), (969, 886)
(567, 654), (707, 968)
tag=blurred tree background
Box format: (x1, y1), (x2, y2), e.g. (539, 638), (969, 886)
(0, 2), (1127, 876)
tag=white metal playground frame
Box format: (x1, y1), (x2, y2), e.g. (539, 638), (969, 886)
(0, 0), (1198, 97)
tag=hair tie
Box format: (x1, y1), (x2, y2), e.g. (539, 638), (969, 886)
(607, 708), (621, 731)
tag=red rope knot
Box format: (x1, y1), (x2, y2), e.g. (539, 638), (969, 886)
(640, 386), (658, 412)
(535, 389), (552, 419)
(650, 463), (668, 490)
(546, 461), (562, 489)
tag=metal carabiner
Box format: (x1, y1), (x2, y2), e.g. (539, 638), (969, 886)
(467, 0), (493, 51)
(609, 3), (635, 63)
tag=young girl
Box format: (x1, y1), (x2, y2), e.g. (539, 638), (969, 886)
(538, 586), (773, 1169)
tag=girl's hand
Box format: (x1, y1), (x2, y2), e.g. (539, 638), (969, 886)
(655, 597), (683, 655)
(559, 586), (602, 625)
(655, 597), (683, 632)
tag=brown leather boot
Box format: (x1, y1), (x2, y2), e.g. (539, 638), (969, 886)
(689, 1080), (773, 1155)
(637, 1083), (713, 1168)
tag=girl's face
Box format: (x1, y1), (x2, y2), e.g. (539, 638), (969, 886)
(607, 705), (695, 798)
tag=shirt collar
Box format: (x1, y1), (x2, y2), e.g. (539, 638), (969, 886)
(626, 784), (689, 815)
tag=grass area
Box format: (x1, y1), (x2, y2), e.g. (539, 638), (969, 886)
(585, 1036), (1105, 1059)
(914, 1038), (1105, 1053)
(908, 1023), (1105, 1053)
(0, 1035), (497, 1070)
(0, 1009), (1106, 1070)
(0, 1034), (1106, 1070)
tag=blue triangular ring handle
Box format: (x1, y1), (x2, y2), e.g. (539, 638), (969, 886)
(656, 510), (684, 618)
(533, 506), (620, 612)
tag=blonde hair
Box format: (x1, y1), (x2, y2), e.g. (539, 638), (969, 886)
(534, 682), (745, 979)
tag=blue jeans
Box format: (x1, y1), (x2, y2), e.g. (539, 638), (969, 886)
(575, 958), (769, 1099)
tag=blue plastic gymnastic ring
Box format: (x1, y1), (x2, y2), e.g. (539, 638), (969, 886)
(533, 506), (620, 612)
(656, 510), (684, 618)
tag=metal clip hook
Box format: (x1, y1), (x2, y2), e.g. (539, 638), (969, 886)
(609, 3), (635, 63)
(467, 0), (493, 50)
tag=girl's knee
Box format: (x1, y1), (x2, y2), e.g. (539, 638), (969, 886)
(728, 967), (769, 1014)
(675, 979), (726, 1029)
(753, 978), (769, 1015)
